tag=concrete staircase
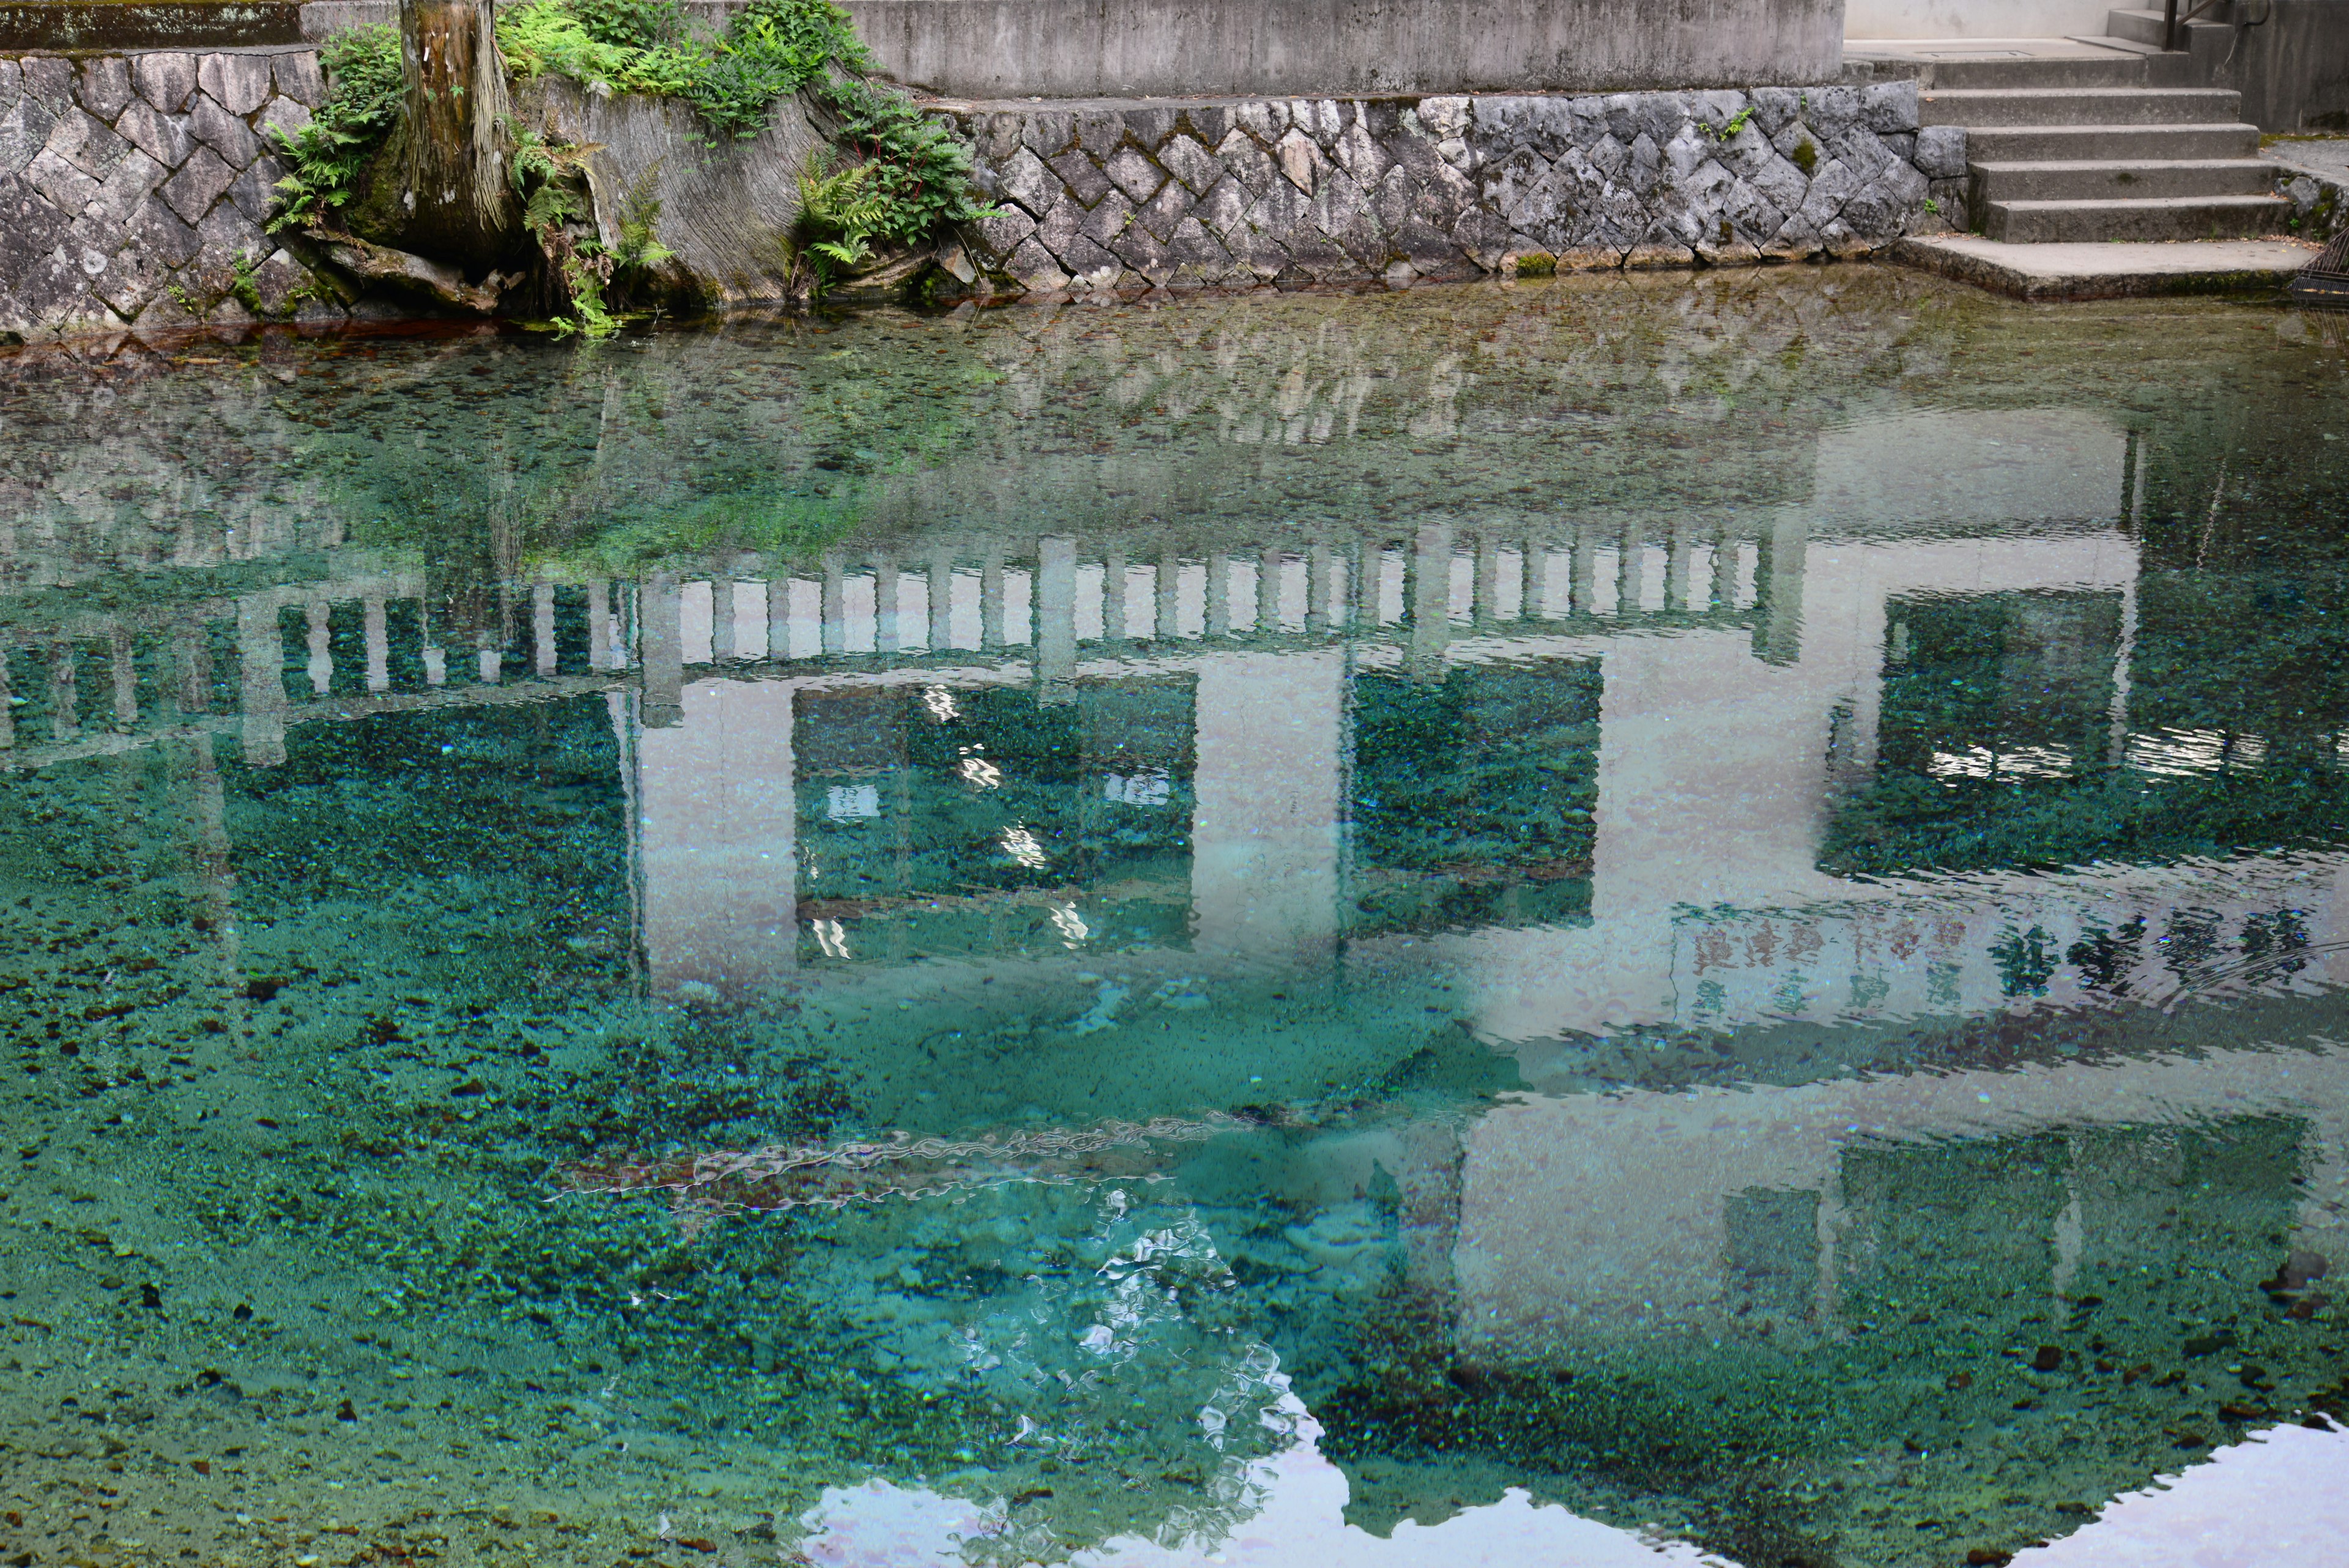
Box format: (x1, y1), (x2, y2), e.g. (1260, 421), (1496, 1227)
(1919, 50), (2290, 242)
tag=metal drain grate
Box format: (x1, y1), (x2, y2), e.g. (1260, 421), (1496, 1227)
(2290, 226), (2349, 307)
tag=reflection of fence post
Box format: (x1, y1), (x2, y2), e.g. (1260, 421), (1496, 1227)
(365, 598), (391, 691)
(1665, 520), (1691, 613)
(1157, 547), (1182, 642)
(1206, 550), (1231, 637)
(1037, 535), (1077, 701)
(1570, 522), (1595, 617)
(1617, 524), (1644, 619)
(1410, 523), (1451, 679)
(589, 581), (615, 672)
(1258, 546), (1283, 634)
(1756, 508), (1808, 666)
(305, 600), (332, 695)
(981, 549), (1006, 650)
(930, 549), (957, 650)
(771, 576), (795, 663)
(640, 573), (684, 727)
(1103, 549), (1129, 642)
(1710, 519), (1737, 610)
(533, 583), (558, 675)
(873, 554), (900, 654)
(109, 630), (136, 731)
(821, 554), (847, 656)
(0, 650), (13, 750)
(1307, 543), (1334, 633)
(237, 595), (286, 767)
(1474, 532), (1502, 623)
(1520, 537), (1543, 620)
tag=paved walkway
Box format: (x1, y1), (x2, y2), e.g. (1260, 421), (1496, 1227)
(2269, 136), (2349, 186)
(1891, 234), (2318, 300)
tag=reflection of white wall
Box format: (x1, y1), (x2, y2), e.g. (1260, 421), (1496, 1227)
(1190, 650), (1345, 964)
(637, 677), (798, 993)
(1454, 1041), (2349, 1352)
(1441, 529), (2143, 1044)
(1812, 409), (2128, 528)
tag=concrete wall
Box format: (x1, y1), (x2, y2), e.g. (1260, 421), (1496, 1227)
(840, 0), (1846, 100)
(1844, 0), (2115, 38)
(2216, 0), (2349, 132)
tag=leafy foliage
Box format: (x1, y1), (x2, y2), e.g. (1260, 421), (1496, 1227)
(265, 23), (403, 232)
(269, 0), (989, 288)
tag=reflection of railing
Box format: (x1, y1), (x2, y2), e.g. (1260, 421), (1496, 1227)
(0, 523), (1783, 769)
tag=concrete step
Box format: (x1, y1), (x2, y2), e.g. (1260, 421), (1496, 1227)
(1964, 122), (2263, 160)
(1921, 54), (2156, 89)
(1967, 157), (2279, 202)
(1919, 86), (2244, 126)
(1984, 193), (2295, 242)
(2107, 6), (2168, 45)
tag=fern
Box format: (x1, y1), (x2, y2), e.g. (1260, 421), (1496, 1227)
(265, 23), (403, 231)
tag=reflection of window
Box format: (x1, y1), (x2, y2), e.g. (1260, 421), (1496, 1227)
(1348, 659), (1600, 934)
(794, 679), (1195, 962)
(1103, 769), (1172, 806)
(825, 784), (881, 820)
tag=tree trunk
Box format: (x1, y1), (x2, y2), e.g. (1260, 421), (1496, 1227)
(393, 0), (519, 269)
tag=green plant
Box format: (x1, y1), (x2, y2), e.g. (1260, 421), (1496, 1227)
(1789, 135), (1819, 177)
(1700, 105), (1754, 144)
(265, 22), (403, 231)
(228, 253), (265, 313)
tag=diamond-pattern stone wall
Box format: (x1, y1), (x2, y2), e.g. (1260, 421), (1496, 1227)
(941, 85), (1961, 296)
(0, 47), (345, 342)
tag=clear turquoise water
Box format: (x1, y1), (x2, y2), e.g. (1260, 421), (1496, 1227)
(1, 271), (2347, 1568)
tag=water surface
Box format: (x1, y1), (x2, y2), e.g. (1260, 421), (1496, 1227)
(1, 271), (2347, 1568)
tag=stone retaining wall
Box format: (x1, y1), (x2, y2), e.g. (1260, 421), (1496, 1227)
(939, 84), (1962, 297)
(0, 46), (349, 341)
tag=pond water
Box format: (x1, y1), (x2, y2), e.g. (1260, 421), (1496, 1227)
(2, 269), (2348, 1568)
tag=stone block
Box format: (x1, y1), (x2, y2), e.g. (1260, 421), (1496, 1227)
(81, 147), (167, 232)
(973, 203), (1037, 259)
(1224, 209), (1292, 278)
(1861, 81), (1919, 134)
(1056, 231), (1121, 288)
(1332, 118), (1391, 187)
(970, 111), (1022, 163)
(1806, 84), (1861, 137)
(1233, 100), (1284, 142)
(1078, 187), (1135, 247)
(1748, 87), (1803, 137)
(91, 232), (174, 320)
(1312, 165), (1383, 267)
(132, 53), (199, 114)
(1419, 95), (1471, 139)
(1158, 132), (1219, 195)
(1274, 127), (1324, 193)
(1102, 144), (1164, 205)
(1019, 110), (1074, 158)
(996, 146), (1054, 215)
(1106, 218), (1173, 283)
(0, 171), (73, 266)
(1165, 214), (1234, 283)
(0, 93), (55, 177)
(188, 92), (261, 168)
(258, 96), (314, 144)
(272, 52), (325, 108)
(1000, 236), (1066, 291)
(228, 155), (281, 223)
(47, 109), (130, 180)
(1132, 175), (1189, 242)
(1215, 128), (1280, 199)
(197, 54), (273, 116)
(22, 57), (72, 116)
(161, 145), (236, 224)
(1627, 132), (1662, 196)
(247, 247), (310, 314)
(0, 242), (97, 335)
(0, 59), (18, 119)
(1181, 105), (1235, 146)
(1194, 172), (1249, 238)
(1914, 125), (1965, 180)
(77, 58), (135, 124)
(1121, 105), (1176, 146)
(1587, 132), (1628, 180)
(1662, 125), (1710, 184)
(1033, 193), (1084, 256)
(125, 192), (202, 267)
(26, 146), (100, 217)
(1072, 108), (1126, 157)
(115, 99), (194, 169)
(1046, 149), (1112, 206)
